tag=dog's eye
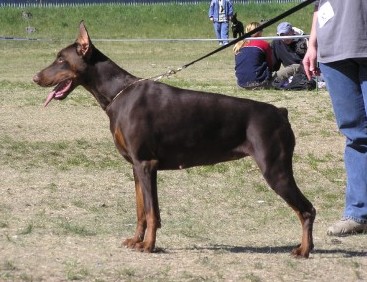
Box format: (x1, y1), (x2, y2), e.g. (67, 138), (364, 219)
(57, 57), (65, 64)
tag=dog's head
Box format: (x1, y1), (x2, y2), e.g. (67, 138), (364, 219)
(231, 13), (238, 24)
(33, 21), (93, 107)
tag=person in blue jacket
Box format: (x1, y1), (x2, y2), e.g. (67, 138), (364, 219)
(208, 0), (234, 45)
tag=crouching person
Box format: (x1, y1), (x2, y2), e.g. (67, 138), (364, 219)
(271, 22), (316, 90)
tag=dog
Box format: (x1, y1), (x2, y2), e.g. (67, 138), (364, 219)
(231, 13), (244, 38)
(33, 21), (315, 258)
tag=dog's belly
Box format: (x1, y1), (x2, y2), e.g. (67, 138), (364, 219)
(155, 145), (249, 170)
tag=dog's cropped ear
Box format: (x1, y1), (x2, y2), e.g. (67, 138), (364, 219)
(76, 21), (92, 58)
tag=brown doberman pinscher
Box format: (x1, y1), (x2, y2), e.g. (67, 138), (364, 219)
(33, 21), (316, 258)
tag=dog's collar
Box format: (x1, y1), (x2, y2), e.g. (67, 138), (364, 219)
(105, 68), (181, 111)
(105, 78), (146, 111)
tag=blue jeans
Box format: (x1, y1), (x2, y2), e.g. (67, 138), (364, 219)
(213, 21), (229, 45)
(320, 59), (367, 223)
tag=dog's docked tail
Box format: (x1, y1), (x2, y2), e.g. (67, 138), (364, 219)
(278, 107), (289, 120)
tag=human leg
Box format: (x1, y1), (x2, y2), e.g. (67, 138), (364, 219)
(220, 21), (229, 45)
(275, 64), (301, 81)
(320, 59), (367, 235)
(213, 22), (222, 45)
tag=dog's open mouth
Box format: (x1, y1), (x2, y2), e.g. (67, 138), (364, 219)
(44, 79), (73, 107)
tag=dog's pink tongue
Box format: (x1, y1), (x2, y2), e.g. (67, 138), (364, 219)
(44, 90), (56, 107)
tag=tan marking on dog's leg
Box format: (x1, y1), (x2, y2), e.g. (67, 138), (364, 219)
(123, 169), (147, 249)
(128, 160), (160, 253)
(290, 206), (316, 258)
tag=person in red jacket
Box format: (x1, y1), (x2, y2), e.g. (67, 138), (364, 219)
(234, 22), (272, 89)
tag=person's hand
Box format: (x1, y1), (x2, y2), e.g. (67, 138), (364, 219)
(209, 17), (214, 22)
(303, 45), (320, 80)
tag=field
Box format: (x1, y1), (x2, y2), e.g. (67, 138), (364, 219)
(0, 3), (314, 39)
(1, 3), (367, 282)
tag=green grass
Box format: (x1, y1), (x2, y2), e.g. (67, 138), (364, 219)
(57, 218), (97, 236)
(18, 223), (34, 235)
(0, 135), (121, 170)
(0, 3), (315, 39)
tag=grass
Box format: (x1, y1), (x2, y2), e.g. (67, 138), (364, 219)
(57, 218), (97, 237)
(0, 3), (366, 282)
(0, 3), (315, 40)
(0, 135), (121, 170)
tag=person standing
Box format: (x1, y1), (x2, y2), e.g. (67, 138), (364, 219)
(233, 22), (272, 89)
(208, 0), (233, 45)
(303, 0), (367, 236)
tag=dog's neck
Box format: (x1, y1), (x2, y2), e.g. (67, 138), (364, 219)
(83, 47), (139, 111)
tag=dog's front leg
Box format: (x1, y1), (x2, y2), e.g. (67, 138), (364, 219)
(125, 160), (161, 252)
(123, 168), (147, 249)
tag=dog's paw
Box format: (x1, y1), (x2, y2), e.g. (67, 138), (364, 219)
(291, 245), (310, 259)
(123, 238), (155, 253)
(122, 237), (141, 249)
(134, 241), (155, 253)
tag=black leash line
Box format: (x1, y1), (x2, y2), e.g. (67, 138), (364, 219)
(182, 0), (316, 69)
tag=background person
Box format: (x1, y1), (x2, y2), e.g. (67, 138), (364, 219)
(303, 0), (367, 236)
(233, 22), (272, 89)
(208, 0), (233, 45)
(271, 22), (308, 85)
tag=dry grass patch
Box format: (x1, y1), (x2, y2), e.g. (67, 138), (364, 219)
(0, 40), (366, 281)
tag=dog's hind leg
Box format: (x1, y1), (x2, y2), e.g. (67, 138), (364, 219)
(125, 160), (161, 252)
(264, 164), (315, 258)
(252, 124), (315, 258)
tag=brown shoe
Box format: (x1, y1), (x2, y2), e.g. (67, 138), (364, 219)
(327, 219), (367, 236)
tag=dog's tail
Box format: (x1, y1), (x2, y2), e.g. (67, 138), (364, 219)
(278, 107), (289, 121)
(278, 107), (290, 124)
(278, 107), (295, 148)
